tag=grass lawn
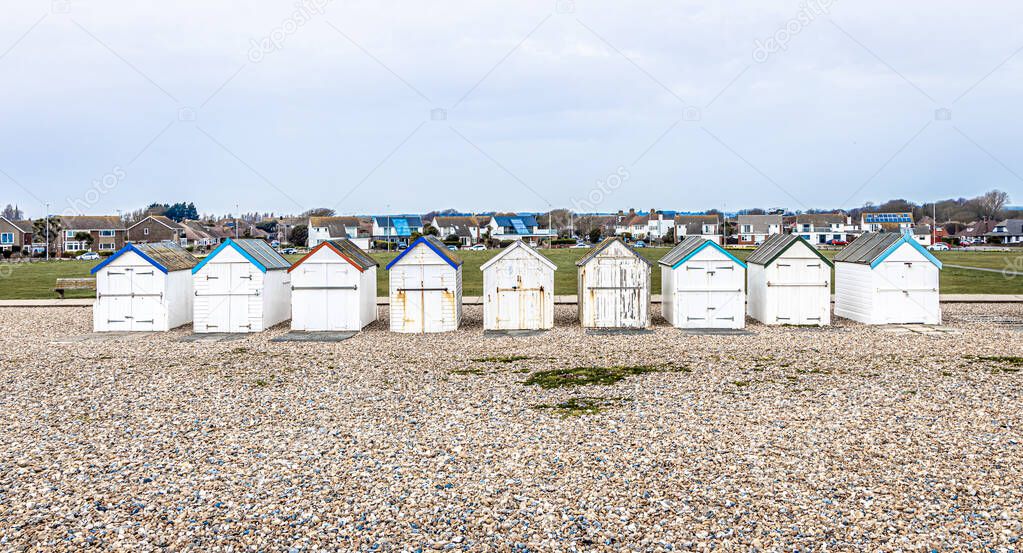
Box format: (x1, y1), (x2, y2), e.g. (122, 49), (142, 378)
(2, 247), (1021, 300)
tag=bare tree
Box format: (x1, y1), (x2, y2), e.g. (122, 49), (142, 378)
(975, 189), (1009, 220)
(2, 204), (23, 220)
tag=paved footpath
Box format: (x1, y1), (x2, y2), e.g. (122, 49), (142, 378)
(945, 263), (1023, 277)
(2, 294), (1022, 308)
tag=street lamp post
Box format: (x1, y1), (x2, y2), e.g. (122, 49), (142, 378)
(45, 202), (50, 261)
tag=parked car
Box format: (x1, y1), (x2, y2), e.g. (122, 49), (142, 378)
(77, 252), (100, 261)
(928, 243), (950, 251)
(570, 242), (591, 249)
(634, 241), (647, 248)
(280, 248), (298, 255)
(446, 245), (459, 251)
(468, 244), (487, 251)
(827, 239), (848, 246)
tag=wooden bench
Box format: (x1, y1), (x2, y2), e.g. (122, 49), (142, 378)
(54, 278), (96, 299)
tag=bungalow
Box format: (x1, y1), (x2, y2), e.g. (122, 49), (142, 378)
(127, 215), (186, 245)
(957, 220), (999, 245)
(431, 216), (485, 246)
(736, 214), (783, 245)
(614, 209), (677, 241)
(860, 212), (913, 233)
(180, 220), (218, 251)
(791, 213), (852, 245)
(986, 219), (1023, 244)
(0, 217), (33, 254)
(489, 214), (553, 243)
(57, 215), (126, 255)
(373, 215), (425, 246)
(308, 216), (370, 249)
(675, 214), (722, 244)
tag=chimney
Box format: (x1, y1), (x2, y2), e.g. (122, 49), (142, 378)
(629, 208), (636, 216)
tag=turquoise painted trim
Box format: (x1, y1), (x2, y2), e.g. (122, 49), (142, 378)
(191, 239), (268, 274)
(385, 237), (461, 270)
(869, 235), (942, 269)
(91, 244), (169, 275)
(671, 241), (746, 270)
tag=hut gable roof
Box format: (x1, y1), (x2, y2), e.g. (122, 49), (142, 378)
(746, 234), (833, 267)
(575, 237), (653, 267)
(480, 240), (557, 272)
(385, 235), (462, 270)
(91, 242), (199, 274)
(288, 238), (378, 273)
(835, 232), (941, 268)
(192, 238), (290, 274)
(658, 236), (745, 268)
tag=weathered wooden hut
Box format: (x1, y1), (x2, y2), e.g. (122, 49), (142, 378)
(192, 238), (292, 333)
(385, 236), (463, 333)
(834, 232), (942, 324)
(658, 236), (746, 329)
(289, 239), (378, 331)
(480, 241), (556, 330)
(746, 234), (832, 325)
(576, 237), (652, 329)
(91, 242), (198, 332)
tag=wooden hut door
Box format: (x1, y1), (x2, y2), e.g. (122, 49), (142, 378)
(494, 262), (543, 330)
(327, 264), (357, 331)
(129, 266), (159, 331)
(590, 259), (643, 328)
(399, 265), (426, 334)
(774, 259), (825, 324)
(101, 267), (133, 331)
(879, 261), (933, 324)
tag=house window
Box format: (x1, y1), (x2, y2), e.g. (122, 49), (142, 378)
(65, 230), (76, 239)
(0, 233), (12, 244)
(741, 225), (752, 233)
(64, 242), (80, 251)
(99, 243), (116, 250)
(99, 230), (115, 237)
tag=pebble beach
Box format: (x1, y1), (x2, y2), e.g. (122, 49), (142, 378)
(1, 304), (1022, 551)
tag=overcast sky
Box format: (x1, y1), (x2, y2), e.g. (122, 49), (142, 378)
(2, 0), (1021, 218)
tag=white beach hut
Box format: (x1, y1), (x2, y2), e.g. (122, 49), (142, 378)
(834, 232), (942, 324)
(386, 236), (463, 333)
(91, 242), (199, 332)
(191, 238), (292, 333)
(480, 241), (557, 331)
(576, 237), (652, 329)
(658, 236), (747, 329)
(288, 239), (379, 331)
(746, 234), (833, 326)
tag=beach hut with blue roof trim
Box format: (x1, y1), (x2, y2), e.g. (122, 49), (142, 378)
(91, 241), (199, 332)
(191, 238), (292, 333)
(658, 236), (747, 329)
(835, 232), (942, 324)
(386, 235), (462, 333)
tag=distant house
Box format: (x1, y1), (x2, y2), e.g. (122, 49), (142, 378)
(127, 215), (186, 245)
(614, 209), (676, 241)
(957, 220), (999, 244)
(179, 220), (218, 250)
(736, 214), (783, 245)
(911, 224), (934, 246)
(792, 213), (852, 245)
(57, 215), (126, 255)
(308, 216), (370, 249)
(489, 214), (552, 244)
(986, 219), (1023, 244)
(373, 215), (425, 246)
(860, 212), (914, 233)
(0, 217), (33, 254)
(431, 216), (485, 246)
(675, 214), (722, 244)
